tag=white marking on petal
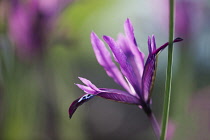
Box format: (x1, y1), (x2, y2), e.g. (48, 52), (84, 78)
(78, 94), (94, 102)
(125, 77), (137, 97)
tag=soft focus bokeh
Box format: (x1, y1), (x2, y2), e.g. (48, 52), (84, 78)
(0, 0), (209, 140)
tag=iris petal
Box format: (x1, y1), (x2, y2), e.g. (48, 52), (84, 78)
(78, 77), (99, 91)
(90, 32), (131, 92)
(123, 19), (145, 77)
(142, 37), (183, 102)
(153, 37), (183, 56)
(124, 18), (137, 46)
(103, 36), (140, 91)
(98, 88), (141, 104)
(142, 54), (157, 102)
(69, 93), (95, 118)
(69, 82), (141, 118)
(69, 19), (183, 119)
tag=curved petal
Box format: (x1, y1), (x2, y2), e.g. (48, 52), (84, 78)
(77, 77), (140, 104)
(142, 37), (183, 102)
(90, 32), (131, 92)
(97, 88), (141, 104)
(153, 37), (183, 56)
(70, 79), (142, 118)
(69, 88), (141, 118)
(69, 93), (95, 118)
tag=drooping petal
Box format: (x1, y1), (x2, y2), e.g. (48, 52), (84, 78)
(69, 93), (95, 118)
(76, 78), (139, 104)
(153, 37), (183, 56)
(97, 88), (141, 104)
(77, 78), (140, 104)
(69, 86), (141, 118)
(90, 32), (131, 92)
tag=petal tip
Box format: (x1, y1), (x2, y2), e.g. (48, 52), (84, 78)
(174, 37), (183, 42)
(103, 35), (115, 42)
(68, 101), (77, 119)
(91, 31), (96, 36)
(125, 18), (131, 24)
(78, 77), (87, 82)
(152, 34), (155, 39)
(78, 76), (83, 80)
(90, 32), (97, 39)
(102, 35), (109, 41)
(68, 94), (95, 119)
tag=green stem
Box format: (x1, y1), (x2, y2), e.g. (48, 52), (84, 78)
(160, 0), (175, 140)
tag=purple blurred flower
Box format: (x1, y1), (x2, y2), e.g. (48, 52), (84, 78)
(69, 19), (182, 118)
(8, 0), (73, 59)
(159, 0), (204, 38)
(175, 0), (204, 38)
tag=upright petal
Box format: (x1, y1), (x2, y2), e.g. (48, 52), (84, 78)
(90, 32), (131, 92)
(148, 36), (152, 54)
(142, 54), (157, 102)
(118, 34), (145, 78)
(124, 18), (137, 46)
(116, 34), (144, 95)
(103, 35), (142, 97)
(151, 35), (157, 52)
(124, 19), (145, 76)
(148, 35), (157, 54)
(142, 37), (183, 102)
(142, 36), (158, 102)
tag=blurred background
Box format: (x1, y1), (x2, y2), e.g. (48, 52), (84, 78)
(0, 0), (210, 140)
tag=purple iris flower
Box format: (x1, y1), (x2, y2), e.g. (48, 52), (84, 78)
(69, 19), (182, 119)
